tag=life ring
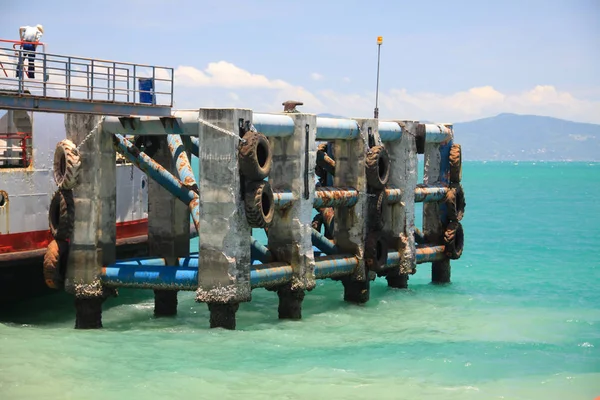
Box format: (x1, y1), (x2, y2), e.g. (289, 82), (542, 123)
(444, 182), (466, 222)
(43, 239), (69, 289)
(364, 231), (388, 272)
(244, 180), (275, 228)
(239, 131), (273, 180)
(367, 189), (387, 231)
(365, 145), (390, 189)
(444, 221), (464, 259)
(53, 139), (81, 190)
(449, 143), (462, 183)
(49, 189), (75, 240)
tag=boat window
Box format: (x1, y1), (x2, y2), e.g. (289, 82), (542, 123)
(0, 110), (33, 169)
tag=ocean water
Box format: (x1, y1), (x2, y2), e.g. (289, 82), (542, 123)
(1, 161), (599, 400)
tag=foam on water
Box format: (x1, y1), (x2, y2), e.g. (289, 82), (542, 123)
(1, 162), (599, 399)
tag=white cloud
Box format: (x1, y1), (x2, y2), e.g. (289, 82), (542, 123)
(175, 62), (290, 89)
(170, 61), (600, 123)
(310, 72), (323, 81)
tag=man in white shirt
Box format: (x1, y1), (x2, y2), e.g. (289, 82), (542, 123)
(16, 24), (43, 79)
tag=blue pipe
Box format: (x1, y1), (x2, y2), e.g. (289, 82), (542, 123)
(379, 121), (402, 142)
(252, 113), (295, 137)
(188, 136), (199, 158)
(251, 263), (293, 288)
(251, 237), (273, 263)
(316, 117), (360, 140)
(272, 191), (295, 210)
(311, 228), (339, 255)
(113, 134), (195, 205)
(423, 124), (453, 144)
(314, 254), (358, 278)
(101, 265), (198, 290)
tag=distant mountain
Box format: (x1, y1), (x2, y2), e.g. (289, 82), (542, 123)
(454, 113), (600, 161)
(317, 112), (600, 161)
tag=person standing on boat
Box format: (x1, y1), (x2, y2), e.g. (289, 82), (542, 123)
(16, 24), (43, 79)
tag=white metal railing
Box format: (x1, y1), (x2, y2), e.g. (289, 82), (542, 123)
(0, 39), (174, 107)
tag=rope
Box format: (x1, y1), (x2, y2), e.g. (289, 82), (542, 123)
(197, 117), (246, 143)
(76, 116), (105, 150)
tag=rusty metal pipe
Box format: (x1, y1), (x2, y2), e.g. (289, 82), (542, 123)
(314, 187), (359, 208)
(386, 187), (402, 204)
(316, 149), (336, 176)
(414, 184), (449, 203)
(167, 134), (200, 233)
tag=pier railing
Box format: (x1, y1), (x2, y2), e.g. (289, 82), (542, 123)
(0, 39), (173, 116)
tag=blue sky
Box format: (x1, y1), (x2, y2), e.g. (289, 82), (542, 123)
(1, 0), (599, 123)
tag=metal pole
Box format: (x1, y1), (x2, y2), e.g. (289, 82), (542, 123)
(374, 36), (383, 119)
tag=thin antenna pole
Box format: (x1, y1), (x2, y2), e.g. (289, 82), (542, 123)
(374, 36), (383, 119)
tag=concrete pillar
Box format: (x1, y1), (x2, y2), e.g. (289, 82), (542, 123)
(383, 121), (419, 288)
(148, 135), (190, 317)
(195, 109), (253, 329)
(64, 114), (116, 329)
(334, 119), (371, 303)
(266, 113), (316, 319)
(422, 124), (454, 284)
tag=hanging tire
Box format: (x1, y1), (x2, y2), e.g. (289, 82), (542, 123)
(449, 143), (462, 183)
(367, 189), (387, 231)
(320, 207), (335, 239)
(444, 183), (466, 222)
(53, 139), (81, 190)
(43, 240), (69, 290)
(239, 131), (272, 180)
(364, 231), (388, 272)
(311, 213), (323, 233)
(244, 180), (274, 228)
(444, 221), (464, 260)
(49, 189), (75, 240)
(365, 145), (390, 189)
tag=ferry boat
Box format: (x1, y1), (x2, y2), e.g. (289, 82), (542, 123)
(0, 38), (174, 303)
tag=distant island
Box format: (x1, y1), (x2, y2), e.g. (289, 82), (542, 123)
(318, 113), (600, 161)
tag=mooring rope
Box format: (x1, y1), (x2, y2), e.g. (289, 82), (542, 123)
(197, 117), (247, 143)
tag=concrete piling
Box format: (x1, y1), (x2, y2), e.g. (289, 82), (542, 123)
(421, 123), (454, 284)
(64, 114), (116, 329)
(382, 121), (418, 288)
(194, 109), (253, 328)
(148, 135), (190, 317)
(333, 119), (372, 303)
(266, 112), (317, 319)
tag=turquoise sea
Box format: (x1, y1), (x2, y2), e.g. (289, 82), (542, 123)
(1, 161), (599, 399)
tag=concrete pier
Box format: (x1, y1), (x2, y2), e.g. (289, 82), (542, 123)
(53, 107), (465, 330)
(148, 135), (190, 316)
(266, 112), (317, 319)
(64, 114), (116, 329)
